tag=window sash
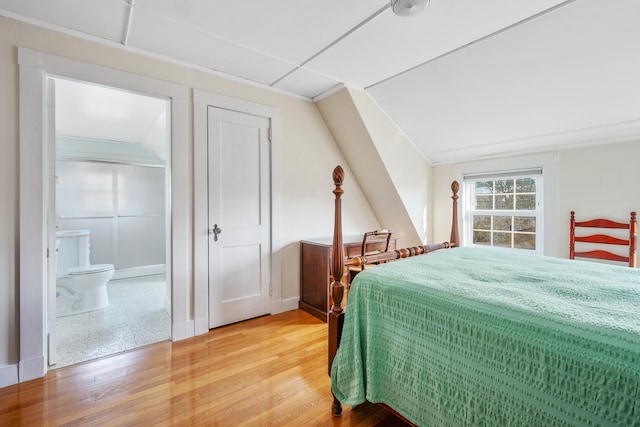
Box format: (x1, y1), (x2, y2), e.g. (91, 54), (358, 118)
(464, 172), (542, 253)
(463, 168), (542, 181)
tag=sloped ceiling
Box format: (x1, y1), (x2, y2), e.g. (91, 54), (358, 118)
(54, 78), (167, 145)
(2, 0), (638, 164)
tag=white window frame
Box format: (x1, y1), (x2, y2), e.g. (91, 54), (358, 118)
(453, 153), (559, 257)
(464, 170), (543, 254)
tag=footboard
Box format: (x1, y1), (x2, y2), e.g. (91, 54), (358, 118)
(327, 165), (459, 416)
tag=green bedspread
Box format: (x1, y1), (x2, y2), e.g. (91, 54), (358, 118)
(331, 247), (640, 426)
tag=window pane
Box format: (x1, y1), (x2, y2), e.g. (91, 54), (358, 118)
(476, 195), (493, 209)
(516, 178), (536, 193)
(493, 232), (511, 248)
(466, 173), (540, 253)
(473, 231), (491, 245)
(495, 194), (514, 210)
(514, 216), (536, 232)
(494, 179), (513, 194)
(473, 215), (491, 230)
(475, 181), (493, 194)
(514, 233), (536, 249)
(516, 194), (536, 210)
(494, 216), (512, 231)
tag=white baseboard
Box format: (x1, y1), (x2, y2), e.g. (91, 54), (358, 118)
(271, 297), (299, 315)
(112, 264), (166, 280)
(0, 364), (19, 388)
(171, 319), (194, 342)
(194, 316), (209, 336)
(171, 299), (299, 343)
(18, 356), (46, 382)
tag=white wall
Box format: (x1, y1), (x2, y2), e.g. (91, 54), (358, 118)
(557, 140), (640, 258)
(432, 140), (640, 258)
(0, 17), (21, 384)
(0, 16), (378, 383)
(347, 89), (433, 245)
(316, 88), (432, 248)
(56, 160), (166, 270)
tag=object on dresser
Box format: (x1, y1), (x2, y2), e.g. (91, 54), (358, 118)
(348, 229), (393, 282)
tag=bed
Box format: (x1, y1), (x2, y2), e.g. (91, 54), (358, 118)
(327, 166), (640, 426)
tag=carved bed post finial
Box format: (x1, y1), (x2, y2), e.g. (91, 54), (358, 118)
(329, 165), (345, 416)
(450, 181), (460, 247)
(331, 165), (345, 313)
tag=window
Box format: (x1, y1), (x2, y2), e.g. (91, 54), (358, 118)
(464, 169), (542, 252)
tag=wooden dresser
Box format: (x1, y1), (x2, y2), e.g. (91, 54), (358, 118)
(299, 235), (397, 321)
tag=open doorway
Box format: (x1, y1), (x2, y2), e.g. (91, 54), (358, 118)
(49, 78), (171, 368)
(19, 49), (191, 383)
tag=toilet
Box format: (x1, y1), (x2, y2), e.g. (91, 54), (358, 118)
(56, 229), (114, 317)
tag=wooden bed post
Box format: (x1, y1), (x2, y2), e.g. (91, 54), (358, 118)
(570, 211), (576, 260)
(629, 211), (637, 268)
(328, 166), (345, 416)
(327, 169), (460, 418)
(450, 181), (460, 248)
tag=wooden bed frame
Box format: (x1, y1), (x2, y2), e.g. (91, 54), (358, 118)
(327, 165), (460, 418)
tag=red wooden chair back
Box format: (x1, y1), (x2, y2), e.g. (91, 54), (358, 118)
(569, 211), (637, 267)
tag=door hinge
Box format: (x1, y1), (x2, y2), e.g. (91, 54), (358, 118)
(269, 282), (273, 296)
(47, 248), (49, 258)
(268, 127), (272, 142)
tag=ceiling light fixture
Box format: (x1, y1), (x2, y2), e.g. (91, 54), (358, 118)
(390, 0), (429, 17)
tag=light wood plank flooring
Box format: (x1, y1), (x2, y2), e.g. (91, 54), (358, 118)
(0, 309), (409, 426)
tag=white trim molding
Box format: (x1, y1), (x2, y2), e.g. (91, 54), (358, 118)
(193, 90), (283, 336)
(271, 297), (300, 315)
(0, 364), (19, 388)
(18, 48), (190, 383)
(453, 152), (559, 257)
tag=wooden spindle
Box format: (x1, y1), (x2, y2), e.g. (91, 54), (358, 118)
(629, 211), (637, 267)
(450, 181), (460, 247)
(570, 211), (576, 260)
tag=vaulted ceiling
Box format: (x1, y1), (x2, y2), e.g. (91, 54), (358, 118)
(2, 0), (638, 164)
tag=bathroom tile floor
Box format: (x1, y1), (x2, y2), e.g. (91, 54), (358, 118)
(52, 274), (170, 369)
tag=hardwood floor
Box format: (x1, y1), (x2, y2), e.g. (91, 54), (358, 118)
(0, 310), (409, 426)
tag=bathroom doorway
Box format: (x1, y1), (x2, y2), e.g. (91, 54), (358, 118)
(50, 77), (171, 368)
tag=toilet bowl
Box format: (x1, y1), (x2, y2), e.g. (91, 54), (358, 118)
(56, 264), (114, 316)
(56, 230), (115, 317)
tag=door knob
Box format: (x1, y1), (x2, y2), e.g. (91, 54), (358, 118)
(209, 224), (222, 241)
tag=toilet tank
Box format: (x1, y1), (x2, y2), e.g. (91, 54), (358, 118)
(56, 229), (91, 276)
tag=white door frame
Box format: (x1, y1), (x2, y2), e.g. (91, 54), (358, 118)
(18, 48), (190, 382)
(193, 90), (284, 334)
(45, 78), (57, 366)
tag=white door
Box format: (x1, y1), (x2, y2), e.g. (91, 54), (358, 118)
(46, 78), (57, 366)
(207, 107), (271, 328)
